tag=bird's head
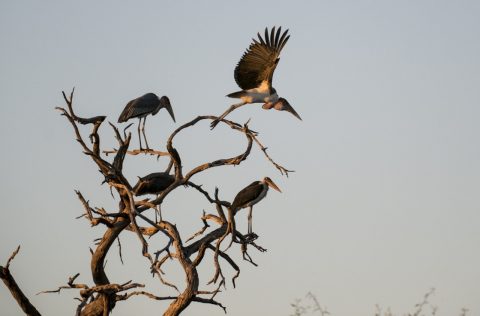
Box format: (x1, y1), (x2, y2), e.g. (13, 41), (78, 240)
(263, 177), (281, 192)
(160, 96), (176, 122)
(271, 98), (302, 121)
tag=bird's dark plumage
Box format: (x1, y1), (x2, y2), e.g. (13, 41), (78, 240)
(234, 26), (290, 91)
(118, 93), (174, 123)
(231, 181), (264, 211)
(133, 172), (175, 196)
(230, 177), (281, 234)
(118, 93), (175, 150)
(210, 26), (298, 129)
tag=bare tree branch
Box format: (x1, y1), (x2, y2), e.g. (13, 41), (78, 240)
(1, 246), (42, 316)
(0, 90), (289, 316)
(38, 273), (88, 295)
(103, 148), (169, 158)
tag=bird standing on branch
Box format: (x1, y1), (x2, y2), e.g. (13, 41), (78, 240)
(231, 177), (281, 235)
(211, 26), (301, 129)
(133, 172), (176, 221)
(118, 93), (175, 150)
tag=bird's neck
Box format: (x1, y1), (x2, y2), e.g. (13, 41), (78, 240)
(261, 182), (269, 191)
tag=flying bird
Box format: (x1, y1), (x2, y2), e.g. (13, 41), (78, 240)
(133, 172), (176, 221)
(118, 93), (175, 150)
(211, 26), (301, 129)
(231, 177), (281, 235)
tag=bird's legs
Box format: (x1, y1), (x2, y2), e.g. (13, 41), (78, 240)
(141, 116), (150, 150)
(137, 118), (144, 150)
(247, 205), (253, 235)
(155, 198), (162, 223)
(210, 101), (247, 129)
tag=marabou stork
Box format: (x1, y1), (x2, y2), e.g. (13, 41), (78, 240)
(118, 93), (175, 150)
(211, 26), (301, 129)
(132, 172), (176, 221)
(231, 177), (281, 234)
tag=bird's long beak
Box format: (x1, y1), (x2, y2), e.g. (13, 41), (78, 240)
(165, 102), (176, 122)
(161, 96), (176, 122)
(286, 104), (302, 121)
(274, 98), (302, 121)
(265, 177), (282, 192)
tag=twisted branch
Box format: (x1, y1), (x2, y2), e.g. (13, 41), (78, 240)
(35, 89), (287, 315)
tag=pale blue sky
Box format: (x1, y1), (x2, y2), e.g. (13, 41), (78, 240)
(1, 1), (479, 315)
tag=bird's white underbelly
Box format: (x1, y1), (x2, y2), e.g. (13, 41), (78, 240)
(242, 91), (279, 104)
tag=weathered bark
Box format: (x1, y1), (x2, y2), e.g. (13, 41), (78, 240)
(162, 223), (199, 316)
(91, 216), (130, 286)
(80, 215), (131, 316)
(163, 264), (199, 316)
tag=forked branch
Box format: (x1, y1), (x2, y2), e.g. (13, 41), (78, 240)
(12, 89), (288, 316)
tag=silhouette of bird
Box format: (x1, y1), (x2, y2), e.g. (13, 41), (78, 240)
(211, 26), (301, 129)
(118, 93), (175, 150)
(133, 172), (176, 221)
(231, 177), (281, 234)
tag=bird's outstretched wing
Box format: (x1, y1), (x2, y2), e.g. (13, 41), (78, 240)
(234, 26), (290, 91)
(231, 181), (264, 210)
(118, 93), (159, 122)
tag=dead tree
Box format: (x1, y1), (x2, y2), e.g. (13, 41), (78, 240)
(1, 88), (294, 316)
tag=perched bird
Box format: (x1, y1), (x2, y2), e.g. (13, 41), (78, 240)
(133, 172), (175, 196)
(211, 26), (301, 129)
(118, 93), (175, 150)
(133, 172), (176, 221)
(231, 177), (281, 234)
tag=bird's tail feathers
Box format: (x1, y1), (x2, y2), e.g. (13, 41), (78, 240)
(226, 90), (248, 99)
(117, 115), (127, 123)
(117, 109), (130, 123)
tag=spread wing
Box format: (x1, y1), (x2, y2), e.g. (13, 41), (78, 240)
(231, 181), (263, 210)
(118, 93), (159, 122)
(234, 27), (290, 91)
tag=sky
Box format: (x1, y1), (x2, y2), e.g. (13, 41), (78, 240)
(1, 1), (479, 315)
